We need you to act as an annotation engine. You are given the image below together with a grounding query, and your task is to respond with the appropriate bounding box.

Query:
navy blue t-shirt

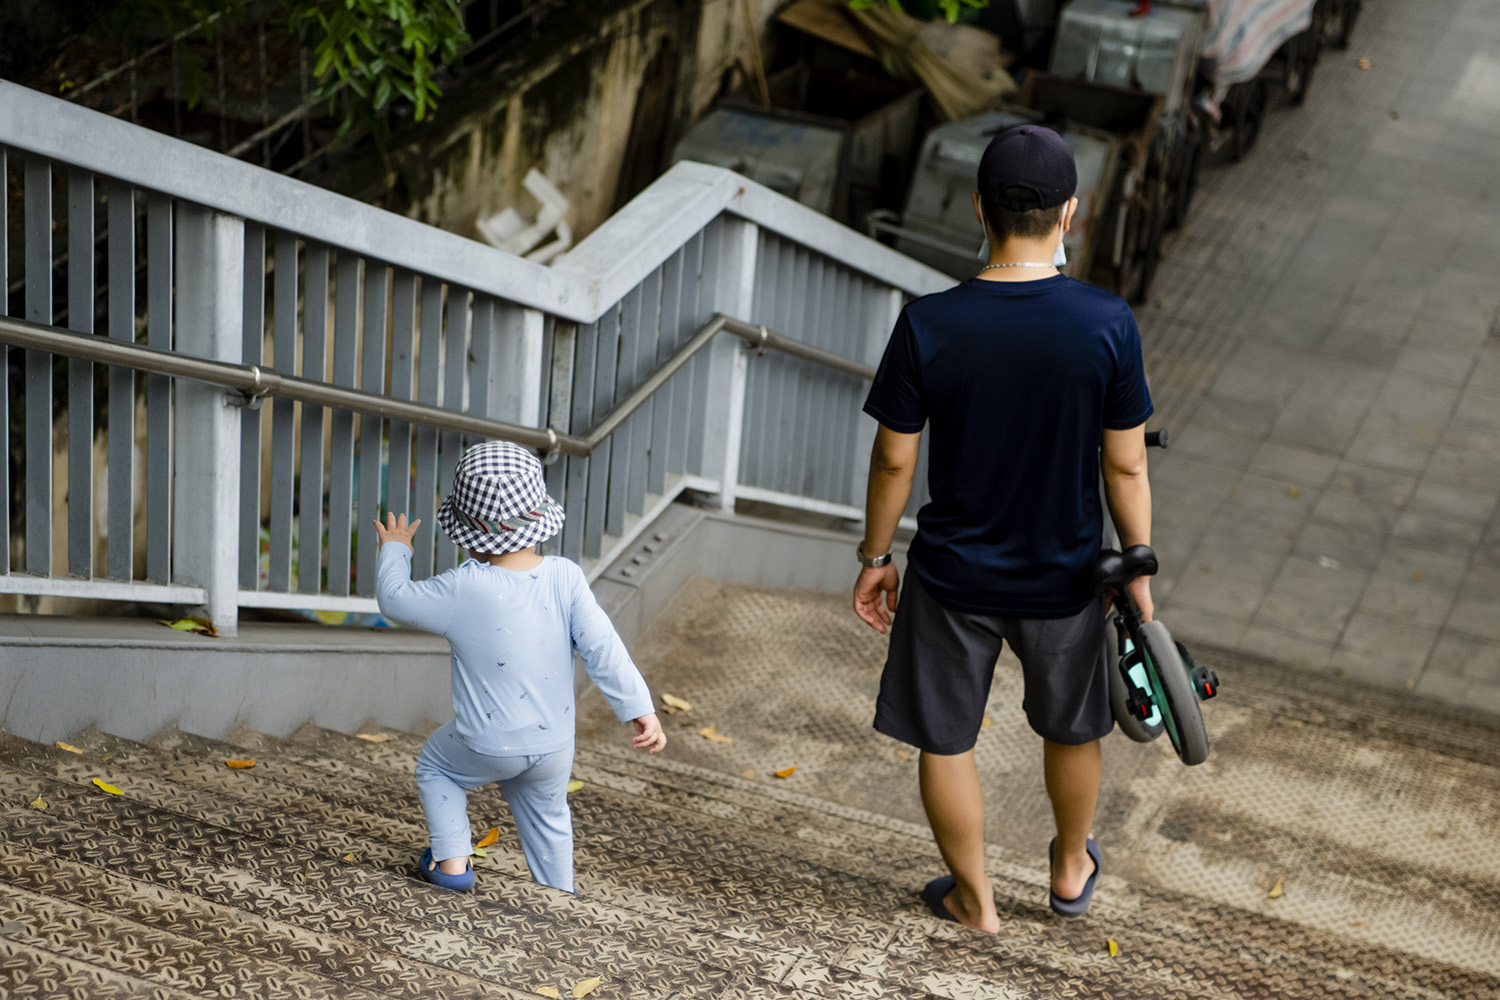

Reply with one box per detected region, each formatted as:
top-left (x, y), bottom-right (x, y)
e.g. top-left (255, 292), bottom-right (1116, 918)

top-left (863, 275), bottom-right (1153, 618)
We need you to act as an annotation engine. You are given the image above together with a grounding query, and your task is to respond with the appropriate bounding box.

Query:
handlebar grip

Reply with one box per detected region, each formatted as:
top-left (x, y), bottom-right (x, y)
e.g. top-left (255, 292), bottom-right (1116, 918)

top-left (1146, 429), bottom-right (1169, 449)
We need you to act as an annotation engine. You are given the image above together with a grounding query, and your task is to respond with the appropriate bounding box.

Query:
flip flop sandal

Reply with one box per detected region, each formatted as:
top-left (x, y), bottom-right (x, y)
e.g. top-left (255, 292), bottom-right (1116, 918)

top-left (418, 847), bottom-right (476, 891)
top-left (1048, 837), bottom-right (1101, 917)
top-left (920, 875), bottom-right (959, 923)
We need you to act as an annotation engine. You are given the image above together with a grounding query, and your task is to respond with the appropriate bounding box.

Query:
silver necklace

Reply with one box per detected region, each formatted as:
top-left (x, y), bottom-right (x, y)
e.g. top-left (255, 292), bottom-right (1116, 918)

top-left (979, 262), bottom-right (1054, 271)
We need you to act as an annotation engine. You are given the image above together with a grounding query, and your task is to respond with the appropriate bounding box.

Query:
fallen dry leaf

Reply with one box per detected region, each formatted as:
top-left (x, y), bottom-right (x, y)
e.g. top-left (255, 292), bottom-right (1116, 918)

top-left (54, 742), bottom-right (83, 754)
top-left (699, 726), bottom-right (733, 744)
top-left (981, 716), bottom-right (992, 728)
top-left (572, 976), bottom-right (601, 998)
top-left (538, 989), bottom-right (560, 999)
top-left (158, 617), bottom-right (217, 635)
top-left (341, 852), bottom-right (361, 863)
top-left (29, 796), bottom-right (46, 810)
top-left (1357, 57), bottom-right (1372, 69)
top-left (896, 750), bottom-right (913, 762)
top-left (741, 769), bottom-right (756, 779)
top-left (566, 780), bottom-right (585, 794)
top-left (355, 733), bottom-right (395, 742)
top-left (1268, 877), bottom-right (1284, 899)
top-left (661, 693), bottom-right (693, 714)
top-left (473, 847), bottom-right (488, 859)
top-left (92, 778), bottom-right (123, 795)
top-left (1107, 939), bottom-right (1120, 957)
top-left (1286, 486), bottom-right (1301, 498)
top-left (476, 827), bottom-right (500, 849)
top-left (1411, 570), bottom-right (1424, 582)
top-left (224, 759), bottom-right (256, 769)
top-left (774, 766), bottom-right (796, 779)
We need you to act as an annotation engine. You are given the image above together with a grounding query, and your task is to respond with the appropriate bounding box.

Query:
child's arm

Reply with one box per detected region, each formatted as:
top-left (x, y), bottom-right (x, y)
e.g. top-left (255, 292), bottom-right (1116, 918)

top-left (373, 513), bottom-right (459, 635)
top-left (566, 566), bottom-right (664, 752)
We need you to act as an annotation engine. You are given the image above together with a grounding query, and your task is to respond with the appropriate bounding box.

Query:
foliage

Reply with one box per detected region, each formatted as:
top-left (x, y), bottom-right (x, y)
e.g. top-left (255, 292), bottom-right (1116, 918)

top-left (848, 0), bottom-right (990, 23)
top-left (88, 0), bottom-right (470, 135)
top-left (288, 0), bottom-right (469, 136)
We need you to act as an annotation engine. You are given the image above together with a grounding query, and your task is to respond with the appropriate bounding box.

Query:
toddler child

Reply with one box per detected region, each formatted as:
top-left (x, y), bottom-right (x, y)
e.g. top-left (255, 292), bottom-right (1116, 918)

top-left (374, 439), bottom-right (666, 892)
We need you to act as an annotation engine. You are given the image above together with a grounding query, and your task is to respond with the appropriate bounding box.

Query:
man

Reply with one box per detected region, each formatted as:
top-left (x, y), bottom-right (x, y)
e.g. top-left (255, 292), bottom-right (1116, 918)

top-left (853, 124), bottom-right (1154, 932)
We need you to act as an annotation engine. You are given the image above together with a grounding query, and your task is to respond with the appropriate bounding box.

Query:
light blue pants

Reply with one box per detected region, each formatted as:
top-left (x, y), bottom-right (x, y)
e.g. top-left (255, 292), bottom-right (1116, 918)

top-left (414, 721), bottom-right (575, 892)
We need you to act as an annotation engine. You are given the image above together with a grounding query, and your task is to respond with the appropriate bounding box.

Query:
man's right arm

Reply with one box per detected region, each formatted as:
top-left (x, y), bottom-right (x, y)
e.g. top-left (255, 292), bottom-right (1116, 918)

top-left (1101, 423), bottom-right (1153, 621)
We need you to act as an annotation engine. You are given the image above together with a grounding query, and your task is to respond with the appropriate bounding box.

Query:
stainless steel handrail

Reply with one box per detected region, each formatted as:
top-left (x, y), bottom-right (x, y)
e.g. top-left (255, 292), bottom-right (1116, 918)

top-left (0, 311), bottom-right (875, 461)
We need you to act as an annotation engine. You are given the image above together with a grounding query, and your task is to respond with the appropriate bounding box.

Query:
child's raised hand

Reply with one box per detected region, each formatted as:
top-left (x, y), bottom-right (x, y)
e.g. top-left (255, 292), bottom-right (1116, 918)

top-left (373, 512), bottom-right (423, 552)
top-left (632, 713), bottom-right (666, 754)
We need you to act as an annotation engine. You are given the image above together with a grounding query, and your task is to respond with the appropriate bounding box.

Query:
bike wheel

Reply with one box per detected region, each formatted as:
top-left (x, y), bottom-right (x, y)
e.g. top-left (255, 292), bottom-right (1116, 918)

top-left (1108, 616), bottom-right (1164, 743)
top-left (1139, 620), bottom-right (1210, 765)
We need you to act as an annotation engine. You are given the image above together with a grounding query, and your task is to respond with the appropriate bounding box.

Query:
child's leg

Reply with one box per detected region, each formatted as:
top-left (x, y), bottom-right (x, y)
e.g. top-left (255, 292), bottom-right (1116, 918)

top-left (416, 722), bottom-right (530, 873)
top-left (499, 744), bottom-right (576, 892)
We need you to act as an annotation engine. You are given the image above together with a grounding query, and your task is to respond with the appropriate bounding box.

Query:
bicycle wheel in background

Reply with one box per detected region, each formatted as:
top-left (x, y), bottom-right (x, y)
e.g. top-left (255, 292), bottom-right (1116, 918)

top-left (1139, 620), bottom-right (1211, 765)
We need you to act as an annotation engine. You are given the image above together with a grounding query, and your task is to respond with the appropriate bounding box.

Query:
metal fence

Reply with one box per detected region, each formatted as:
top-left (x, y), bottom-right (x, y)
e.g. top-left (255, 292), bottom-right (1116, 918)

top-left (0, 81), bottom-right (949, 634)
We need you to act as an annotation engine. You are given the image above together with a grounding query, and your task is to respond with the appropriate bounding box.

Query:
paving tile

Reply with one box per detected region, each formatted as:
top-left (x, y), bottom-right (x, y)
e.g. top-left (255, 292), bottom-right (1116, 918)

top-left (1388, 509), bottom-right (1486, 558)
top-left (1446, 563), bottom-right (1500, 644)
top-left (1412, 671), bottom-right (1500, 715)
top-left (1147, 451), bottom-right (1241, 515)
top-left (1219, 470), bottom-right (1319, 534)
top-left (1345, 374), bottom-right (1459, 473)
top-left (1425, 631), bottom-right (1500, 685)
top-left (1267, 362), bottom-right (1385, 453)
top-left (1167, 424), bottom-right (1262, 470)
top-left (1247, 441), bottom-right (1341, 488)
top-left (1153, 602), bottom-right (1248, 652)
top-left (1330, 612), bottom-right (1440, 689)
top-left (1355, 546), bottom-right (1469, 629)
top-left (1253, 555), bottom-right (1367, 644)
top-left (1308, 461), bottom-right (1416, 536)
top-left (1406, 479), bottom-right (1500, 525)
top-left (1405, 315), bottom-right (1491, 354)
top-left (1170, 512), bottom-right (1295, 625)
top-left (1238, 623), bottom-right (1335, 673)
top-left (1290, 521), bottom-right (1384, 575)
top-left (1392, 343), bottom-right (1477, 386)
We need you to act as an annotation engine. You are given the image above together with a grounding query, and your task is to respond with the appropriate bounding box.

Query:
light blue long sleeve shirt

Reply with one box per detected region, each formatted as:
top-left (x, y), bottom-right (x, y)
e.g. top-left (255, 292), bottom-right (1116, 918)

top-left (376, 543), bottom-right (655, 756)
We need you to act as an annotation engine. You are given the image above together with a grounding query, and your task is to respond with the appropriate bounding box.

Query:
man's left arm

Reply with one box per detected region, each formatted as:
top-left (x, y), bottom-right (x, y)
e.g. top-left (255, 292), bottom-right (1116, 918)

top-left (854, 424), bottom-right (922, 634)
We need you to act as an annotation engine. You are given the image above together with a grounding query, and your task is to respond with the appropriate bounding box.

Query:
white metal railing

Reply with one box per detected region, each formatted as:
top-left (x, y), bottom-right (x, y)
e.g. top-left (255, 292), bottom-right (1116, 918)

top-left (0, 81), bottom-right (949, 634)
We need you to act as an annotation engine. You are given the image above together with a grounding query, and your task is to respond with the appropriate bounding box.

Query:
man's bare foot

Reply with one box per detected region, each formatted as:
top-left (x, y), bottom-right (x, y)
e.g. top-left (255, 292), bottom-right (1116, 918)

top-left (1051, 843), bottom-right (1097, 901)
top-left (944, 880), bottom-right (1002, 934)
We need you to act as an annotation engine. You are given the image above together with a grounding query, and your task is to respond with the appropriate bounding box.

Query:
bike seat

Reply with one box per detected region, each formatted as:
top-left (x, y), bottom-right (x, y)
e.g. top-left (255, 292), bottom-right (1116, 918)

top-left (1090, 544), bottom-right (1159, 597)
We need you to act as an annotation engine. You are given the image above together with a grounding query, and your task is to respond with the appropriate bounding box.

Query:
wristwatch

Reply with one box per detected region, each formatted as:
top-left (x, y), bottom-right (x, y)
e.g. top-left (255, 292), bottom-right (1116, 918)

top-left (857, 543), bottom-right (892, 568)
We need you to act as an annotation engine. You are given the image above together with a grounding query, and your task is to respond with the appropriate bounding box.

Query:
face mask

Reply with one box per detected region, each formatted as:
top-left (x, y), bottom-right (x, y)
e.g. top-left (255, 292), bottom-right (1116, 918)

top-left (1053, 234), bottom-right (1068, 268)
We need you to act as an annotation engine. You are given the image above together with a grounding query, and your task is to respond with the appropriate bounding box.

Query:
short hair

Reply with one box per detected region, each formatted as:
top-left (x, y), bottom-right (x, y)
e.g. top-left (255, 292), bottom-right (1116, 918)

top-left (980, 194), bottom-right (1065, 245)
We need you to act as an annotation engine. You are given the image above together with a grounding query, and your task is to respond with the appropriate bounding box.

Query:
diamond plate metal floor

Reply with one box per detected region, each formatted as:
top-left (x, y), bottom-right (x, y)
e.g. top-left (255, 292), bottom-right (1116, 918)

top-left (577, 579), bottom-right (1500, 997)
top-left (4, 577), bottom-right (1496, 1000)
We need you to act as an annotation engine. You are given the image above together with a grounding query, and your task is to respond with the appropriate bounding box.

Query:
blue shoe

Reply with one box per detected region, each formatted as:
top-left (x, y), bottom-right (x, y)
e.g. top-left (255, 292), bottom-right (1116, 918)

top-left (1048, 837), bottom-right (1100, 917)
top-left (920, 875), bottom-right (959, 923)
top-left (417, 847), bottom-right (476, 891)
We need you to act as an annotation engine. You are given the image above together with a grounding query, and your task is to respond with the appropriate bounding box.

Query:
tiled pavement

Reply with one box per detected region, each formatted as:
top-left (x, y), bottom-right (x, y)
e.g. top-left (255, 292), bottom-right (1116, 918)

top-left (1138, 0), bottom-right (1500, 713)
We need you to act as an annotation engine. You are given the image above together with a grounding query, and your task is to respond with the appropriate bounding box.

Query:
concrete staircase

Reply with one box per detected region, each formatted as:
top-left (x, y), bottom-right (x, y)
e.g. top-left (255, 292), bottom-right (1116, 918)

top-left (2, 719), bottom-right (1494, 999)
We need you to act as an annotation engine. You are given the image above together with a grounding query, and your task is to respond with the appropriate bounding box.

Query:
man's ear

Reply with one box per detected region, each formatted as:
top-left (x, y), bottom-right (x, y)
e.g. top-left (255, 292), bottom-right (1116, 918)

top-left (971, 193), bottom-right (988, 237)
top-left (1061, 196), bottom-right (1080, 233)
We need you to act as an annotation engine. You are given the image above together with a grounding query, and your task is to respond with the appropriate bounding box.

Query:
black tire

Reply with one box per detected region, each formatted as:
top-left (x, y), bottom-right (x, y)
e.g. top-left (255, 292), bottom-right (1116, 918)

top-left (1284, 31), bottom-right (1318, 105)
top-left (1107, 613), bottom-right (1164, 743)
top-left (1329, 0), bottom-right (1360, 50)
top-left (1132, 171), bottom-right (1166, 304)
top-left (1230, 79), bottom-right (1268, 161)
top-left (1166, 127), bottom-right (1202, 231)
top-left (1139, 620), bottom-right (1210, 765)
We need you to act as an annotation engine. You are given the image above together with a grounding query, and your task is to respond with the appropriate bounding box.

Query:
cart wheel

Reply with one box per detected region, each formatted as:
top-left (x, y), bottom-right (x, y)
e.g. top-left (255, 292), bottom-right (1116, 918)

top-left (1327, 0), bottom-right (1360, 50)
top-left (1139, 620), bottom-right (1210, 765)
top-left (1119, 167), bottom-right (1166, 303)
top-left (1231, 79), bottom-right (1268, 161)
top-left (1167, 127), bottom-right (1203, 230)
top-left (1284, 30), bottom-right (1319, 105)
top-left (1107, 615), bottom-right (1165, 743)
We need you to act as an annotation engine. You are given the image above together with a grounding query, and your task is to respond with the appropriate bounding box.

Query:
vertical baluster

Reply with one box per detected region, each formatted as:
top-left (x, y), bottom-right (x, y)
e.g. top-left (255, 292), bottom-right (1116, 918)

top-left (743, 230), bottom-right (780, 490)
top-left (411, 279), bottom-right (443, 578)
top-left (796, 255), bottom-right (828, 498)
top-left (324, 252), bottom-right (359, 596)
top-left (628, 270), bottom-right (660, 511)
top-left (650, 247), bottom-right (683, 494)
top-left (542, 320), bottom-right (574, 558)
top-left (145, 193), bottom-right (173, 582)
top-left (672, 232), bottom-right (704, 478)
top-left (585, 305), bottom-right (619, 559)
top-left (563, 321), bottom-right (598, 564)
top-left (435, 288), bottom-right (469, 573)
top-left (353, 264), bottom-right (388, 597)
top-left (823, 267), bottom-right (855, 506)
top-left (386, 269), bottom-right (417, 518)
top-left (686, 222), bottom-right (719, 476)
top-left (297, 243), bottom-right (329, 594)
top-left (66, 168), bottom-right (94, 577)
top-left (23, 156), bottom-right (52, 576)
top-left (777, 246), bottom-right (811, 495)
top-left (238, 223), bottom-right (265, 589)
top-left (609, 285), bottom-right (642, 534)
top-left (110, 183), bottom-right (138, 582)
top-left (0, 150), bottom-right (9, 573)
top-left (468, 296), bottom-right (495, 423)
top-left (266, 231), bottom-right (297, 591)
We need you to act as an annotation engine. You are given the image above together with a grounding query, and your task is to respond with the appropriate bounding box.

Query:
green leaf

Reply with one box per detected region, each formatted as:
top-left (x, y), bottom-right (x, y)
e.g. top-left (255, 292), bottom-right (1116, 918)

top-left (373, 75), bottom-right (392, 110)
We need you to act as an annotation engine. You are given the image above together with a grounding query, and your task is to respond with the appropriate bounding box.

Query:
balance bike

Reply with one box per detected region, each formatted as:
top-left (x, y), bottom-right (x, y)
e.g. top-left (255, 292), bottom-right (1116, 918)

top-left (1092, 545), bottom-right (1218, 765)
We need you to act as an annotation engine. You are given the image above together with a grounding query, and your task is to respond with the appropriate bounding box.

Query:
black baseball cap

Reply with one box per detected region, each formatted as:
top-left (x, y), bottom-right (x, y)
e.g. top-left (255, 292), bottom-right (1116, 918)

top-left (978, 124), bottom-right (1077, 212)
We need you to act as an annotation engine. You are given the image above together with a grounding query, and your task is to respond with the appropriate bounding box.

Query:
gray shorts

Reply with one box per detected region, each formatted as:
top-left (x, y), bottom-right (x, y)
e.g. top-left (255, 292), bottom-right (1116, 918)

top-left (874, 571), bottom-right (1112, 753)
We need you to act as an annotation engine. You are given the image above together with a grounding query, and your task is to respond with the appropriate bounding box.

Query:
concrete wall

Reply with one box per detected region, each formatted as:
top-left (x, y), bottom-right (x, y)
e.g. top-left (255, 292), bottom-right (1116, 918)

top-left (365, 0), bottom-right (784, 245)
top-left (0, 502), bottom-right (898, 744)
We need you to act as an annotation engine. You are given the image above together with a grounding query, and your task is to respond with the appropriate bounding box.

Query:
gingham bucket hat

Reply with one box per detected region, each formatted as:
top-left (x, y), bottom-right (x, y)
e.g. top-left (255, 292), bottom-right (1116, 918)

top-left (436, 441), bottom-right (565, 555)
